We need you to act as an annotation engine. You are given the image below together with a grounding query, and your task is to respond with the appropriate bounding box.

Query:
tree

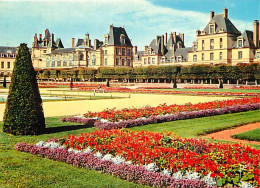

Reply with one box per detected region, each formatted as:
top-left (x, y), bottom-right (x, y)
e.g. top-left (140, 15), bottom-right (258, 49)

top-left (3, 43), bottom-right (45, 135)
top-left (3, 76), bottom-right (6, 88)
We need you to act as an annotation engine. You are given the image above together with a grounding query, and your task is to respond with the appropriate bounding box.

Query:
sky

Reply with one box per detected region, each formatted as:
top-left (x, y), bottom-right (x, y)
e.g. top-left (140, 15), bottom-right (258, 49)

top-left (0, 0), bottom-right (259, 50)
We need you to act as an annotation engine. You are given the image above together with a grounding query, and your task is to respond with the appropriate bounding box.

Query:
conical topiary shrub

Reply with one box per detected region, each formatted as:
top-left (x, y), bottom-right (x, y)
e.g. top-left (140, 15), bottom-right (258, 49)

top-left (3, 43), bottom-right (45, 135)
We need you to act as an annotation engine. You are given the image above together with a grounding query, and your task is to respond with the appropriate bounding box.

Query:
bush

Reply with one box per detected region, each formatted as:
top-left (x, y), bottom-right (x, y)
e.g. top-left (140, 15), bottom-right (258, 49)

top-left (3, 76), bottom-right (6, 88)
top-left (3, 43), bottom-right (45, 135)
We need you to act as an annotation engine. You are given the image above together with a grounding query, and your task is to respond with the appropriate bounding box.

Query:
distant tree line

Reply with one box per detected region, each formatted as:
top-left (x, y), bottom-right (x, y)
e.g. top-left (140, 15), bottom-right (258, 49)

top-left (35, 63), bottom-right (260, 84)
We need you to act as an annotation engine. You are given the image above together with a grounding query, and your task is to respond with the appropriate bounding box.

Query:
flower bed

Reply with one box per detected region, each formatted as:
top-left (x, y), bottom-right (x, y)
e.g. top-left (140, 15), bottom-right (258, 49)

top-left (16, 130), bottom-right (259, 187)
top-left (232, 86), bottom-right (260, 90)
top-left (62, 97), bottom-right (260, 123)
top-left (183, 87), bottom-right (218, 89)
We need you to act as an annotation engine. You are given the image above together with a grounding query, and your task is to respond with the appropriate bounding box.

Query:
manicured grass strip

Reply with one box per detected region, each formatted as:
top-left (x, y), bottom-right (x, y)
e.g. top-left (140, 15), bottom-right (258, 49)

top-left (130, 110), bottom-right (260, 138)
top-left (232, 128), bottom-right (260, 142)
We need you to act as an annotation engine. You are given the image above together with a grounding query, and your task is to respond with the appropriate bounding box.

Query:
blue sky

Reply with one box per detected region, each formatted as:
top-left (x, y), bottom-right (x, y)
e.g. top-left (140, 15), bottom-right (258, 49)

top-left (0, 0), bottom-right (259, 49)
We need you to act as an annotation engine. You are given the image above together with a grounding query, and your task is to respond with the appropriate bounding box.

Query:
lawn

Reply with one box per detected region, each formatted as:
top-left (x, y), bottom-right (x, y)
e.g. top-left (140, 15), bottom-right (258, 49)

top-left (232, 128), bottom-right (260, 142)
top-left (0, 110), bottom-right (259, 187)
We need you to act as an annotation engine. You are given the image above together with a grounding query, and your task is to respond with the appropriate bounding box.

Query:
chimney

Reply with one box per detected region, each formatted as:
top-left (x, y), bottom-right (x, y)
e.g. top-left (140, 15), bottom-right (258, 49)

top-left (173, 32), bottom-right (177, 44)
top-left (179, 33), bottom-right (184, 44)
top-left (45, 29), bottom-right (48, 36)
top-left (224, 8), bottom-right (228, 18)
top-left (50, 33), bottom-right (54, 47)
top-left (39, 34), bottom-right (42, 41)
top-left (161, 35), bottom-right (164, 55)
top-left (94, 39), bottom-right (99, 50)
top-left (34, 34), bottom-right (38, 47)
top-left (72, 38), bottom-right (75, 47)
top-left (133, 46), bottom-right (137, 55)
top-left (210, 11), bottom-right (215, 21)
top-left (144, 45), bottom-right (148, 52)
top-left (109, 24), bottom-right (114, 30)
top-left (196, 30), bottom-right (201, 36)
top-left (164, 32), bottom-right (168, 46)
top-left (156, 35), bottom-right (160, 44)
top-left (253, 20), bottom-right (259, 48)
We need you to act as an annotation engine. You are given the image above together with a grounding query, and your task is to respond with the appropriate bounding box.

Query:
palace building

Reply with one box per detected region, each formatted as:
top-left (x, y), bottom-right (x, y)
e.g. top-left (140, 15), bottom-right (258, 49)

top-left (0, 46), bottom-right (17, 77)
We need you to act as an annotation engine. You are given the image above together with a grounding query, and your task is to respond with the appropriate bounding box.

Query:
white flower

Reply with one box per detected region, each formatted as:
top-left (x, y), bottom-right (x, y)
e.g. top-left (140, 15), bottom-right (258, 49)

top-left (36, 141), bottom-right (45, 147)
top-left (100, 119), bottom-right (111, 123)
top-left (202, 173), bottom-right (216, 186)
top-left (94, 152), bottom-right (102, 159)
top-left (240, 181), bottom-right (253, 188)
top-left (184, 171), bottom-right (201, 180)
top-left (144, 163), bottom-right (159, 172)
top-left (125, 161), bottom-right (132, 165)
top-left (111, 155), bottom-right (125, 165)
top-left (161, 168), bottom-right (171, 176)
top-left (102, 154), bottom-right (113, 161)
top-left (43, 141), bottom-right (60, 149)
top-left (82, 147), bottom-right (93, 153)
top-left (172, 171), bottom-right (183, 180)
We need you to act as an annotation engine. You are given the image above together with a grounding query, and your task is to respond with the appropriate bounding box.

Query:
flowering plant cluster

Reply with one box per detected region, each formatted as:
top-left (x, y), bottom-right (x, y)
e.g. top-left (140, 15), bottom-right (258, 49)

top-left (15, 142), bottom-right (213, 188)
top-left (64, 97), bottom-right (260, 122)
top-left (183, 86), bottom-right (218, 89)
top-left (232, 86), bottom-right (260, 90)
top-left (59, 129), bottom-right (259, 187)
top-left (38, 82), bottom-right (105, 88)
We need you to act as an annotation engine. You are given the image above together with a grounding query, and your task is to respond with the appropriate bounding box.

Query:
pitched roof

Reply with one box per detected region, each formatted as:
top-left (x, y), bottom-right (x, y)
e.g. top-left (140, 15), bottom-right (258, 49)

top-left (148, 36), bottom-right (167, 55)
top-left (174, 47), bottom-right (192, 61)
top-left (107, 26), bottom-right (133, 47)
top-left (233, 30), bottom-right (256, 48)
top-left (0, 46), bottom-right (17, 57)
top-left (76, 39), bottom-right (84, 47)
top-left (56, 38), bottom-right (64, 49)
top-left (166, 34), bottom-right (183, 49)
top-left (203, 14), bottom-right (241, 35)
top-left (47, 48), bottom-right (76, 55)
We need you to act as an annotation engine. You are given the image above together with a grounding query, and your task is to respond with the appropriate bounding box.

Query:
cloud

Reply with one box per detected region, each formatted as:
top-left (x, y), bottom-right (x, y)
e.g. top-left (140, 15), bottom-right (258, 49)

top-left (0, 0), bottom-right (254, 49)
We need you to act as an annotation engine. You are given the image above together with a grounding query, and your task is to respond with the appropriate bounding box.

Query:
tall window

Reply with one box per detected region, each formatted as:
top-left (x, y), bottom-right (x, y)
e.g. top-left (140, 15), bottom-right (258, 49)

top-left (92, 55), bottom-right (96, 66)
top-left (144, 58), bottom-right (147, 64)
top-left (202, 40), bottom-right (204, 50)
top-left (193, 55), bottom-right (197, 62)
top-left (220, 38), bottom-right (223, 48)
top-left (51, 57), bottom-right (55, 67)
top-left (122, 59), bottom-right (125, 66)
top-left (127, 59), bottom-right (131, 66)
top-left (219, 52), bottom-right (222, 60)
top-left (238, 51), bottom-right (242, 59)
top-left (122, 48), bottom-right (126, 56)
top-left (120, 34), bottom-right (125, 45)
top-left (194, 44), bottom-right (197, 51)
top-left (148, 57), bottom-right (151, 64)
top-left (127, 49), bottom-right (131, 56)
top-left (116, 58), bottom-right (119, 66)
top-left (152, 58), bottom-right (155, 64)
top-left (7, 62), bottom-right (10, 68)
top-left (202, 53), bottom-right (204, 61)
top-left (63, 57), bottom-right (67, 66)
top-left (1, 62), bottom-right (4, 68)
top-left (210, 53), bottom-right (214, 61)
top-left (46, 58), bottom-right (50, 67)
top-left (116, 48), bottom-right (120, 55)
top-left (69, 56), bottom-right (73, 66)
top-left (57, 56), bottom-right (61, 67)
top-left (104, 50), bottom-right (107, 55)
top-left (104, 58), bottom-right (107, 66)
top-left (210, 25), bottom-right (214, 34)
top-left (210, 39), bottom-right (214, 49)
top-left (238, 40), bottom-right (243, 48)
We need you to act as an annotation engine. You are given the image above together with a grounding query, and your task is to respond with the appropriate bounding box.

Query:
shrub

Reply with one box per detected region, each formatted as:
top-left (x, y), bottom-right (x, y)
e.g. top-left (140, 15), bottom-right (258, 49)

top-left (3, 43), bottom-right (45, 135)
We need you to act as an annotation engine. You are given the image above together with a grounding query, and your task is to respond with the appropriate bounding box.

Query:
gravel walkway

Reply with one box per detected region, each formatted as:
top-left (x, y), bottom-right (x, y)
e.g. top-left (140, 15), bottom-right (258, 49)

top-left (203, 122), bottom-right (260, 145)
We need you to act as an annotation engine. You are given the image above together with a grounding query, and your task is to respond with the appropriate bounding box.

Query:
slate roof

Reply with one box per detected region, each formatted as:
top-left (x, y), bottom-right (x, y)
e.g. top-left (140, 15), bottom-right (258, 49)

top-left (148, 36), bottom-right (167, 55)
top-left (203, 14), bottom-right (241, 35)
top-left (56, 38), bottom-right (64, 49)
top-left (233, 30), bottom-right (256, 48)
top-left (107, 26), bottom-right (133, 47)
top-left (166, 34), bottom-right (183, 49)
top-left (44, 29), bottom-right (51, 40)
top-left (76, 39), bottom-right (84, 47)
top-left (174, 47), bottom-right (192, 61)
top-left (47, 48), bottom-right (76, 55)
top-left (0, 46), bottom-right (17, 57)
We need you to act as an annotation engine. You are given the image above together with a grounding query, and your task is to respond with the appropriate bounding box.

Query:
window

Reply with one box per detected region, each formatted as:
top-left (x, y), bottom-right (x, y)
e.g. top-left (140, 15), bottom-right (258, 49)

top-left (194, 44), bottom-right (197, 51)
top-left (148, 57), bottom-right (151, 64)
top-left (238, 40), bottom-right (243, 48)
top-left (210, 25), bottom-right (214, 34)
top-left (1, 62), bottom-right (4, 68)
top-left (120, 34), bottom-right (125, 45)
top-left (127, 49), bottom-right (131, 56)
top-left (7, 62), bottom-right (10, 68)
top-left (202, 53), bottom-right (204, 61)
top-left (256, 52), bottom-right (260, 59)
top-left (51, 57), bottom-right (55, 67)
top-left (104, 58), bottom-right (107, 66)
top-left (69, 56), bottom-right (73, 66)
top-left (238, 51), bottom-right (242, 59)
top-left (210, 39), bottom-right (214, 49)
top-left (202, 40), bottom-right (204, 50)
top-left (177, 56), bottom-right (182, 62)
top-left (152, 58), bottom-right (155, 64)
top-left (127, 59), bottom-right (131, 66)
top-left (63, 57), bottom-right (67, 66)
top-left (193, 55), bottom-right (197, 62)
top-left (220, 38), bottom-right (223, 49)
top-left (104, 50), bottom-right (107, 55)
top-left (219, 52), bottom-right (222, 60)
top-left (46, 58), bottom-right (50, 67)
top-left (92, 55), bottom-right (96, 66)
top-left (171, 57), bottom-right (174, 63)
top-left (122, 59), bottom-right (125, 66)
top-left (57, 57), bottom-right (61, 67)
top-left (43, 50), bottom-right (47, 53)
top-left (1, 53), bottom-right (4, 57)
top-left (116, 58), bottom-right (119, 66)
top-left (79, 53), bottom-right (84, 60)
top-left (122, 48), bottom-right (126, 56)
top-left (210, 53), bottom-right (214, 61)
top-left (162, 58), bottom-right (165, 63)
top-left (116, 48), bottom-right (120, 55)
top-left (144, 58), bottom-right (147, 64)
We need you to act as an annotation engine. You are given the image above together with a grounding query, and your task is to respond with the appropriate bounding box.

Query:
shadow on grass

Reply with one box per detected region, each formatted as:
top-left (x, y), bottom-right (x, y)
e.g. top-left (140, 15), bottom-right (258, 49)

top-left (44, 124), bottom-right (93, 134)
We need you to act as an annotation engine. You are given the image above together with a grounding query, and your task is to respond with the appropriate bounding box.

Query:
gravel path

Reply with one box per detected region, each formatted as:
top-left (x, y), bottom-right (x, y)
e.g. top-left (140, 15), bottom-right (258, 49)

top-left (203, 122), bottom-right (260, 145)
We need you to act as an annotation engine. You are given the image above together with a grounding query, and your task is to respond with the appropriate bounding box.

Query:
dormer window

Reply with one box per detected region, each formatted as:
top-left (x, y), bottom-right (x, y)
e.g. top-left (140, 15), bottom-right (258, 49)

top-left (238, 39), bottom-right (243, 48)
top-left (171, 57), bottom-right (175, 62)
top-left (104, 34), bottom-right (109, 44)
top-left (209, 24), bottom-right (215, 34)
top-left (193, 55), bottom-right (197, 62)
top-left (120, 34), bottom-right (125, 45)
top-left (1, 53), bottom-right (4, 57)
top-left (177, 56), bottom-right (182, 62)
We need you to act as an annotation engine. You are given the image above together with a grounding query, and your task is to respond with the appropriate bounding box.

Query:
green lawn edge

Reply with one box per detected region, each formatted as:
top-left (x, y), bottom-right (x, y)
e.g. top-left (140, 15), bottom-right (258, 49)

top-left (231, 128), bottom-right (260, 142)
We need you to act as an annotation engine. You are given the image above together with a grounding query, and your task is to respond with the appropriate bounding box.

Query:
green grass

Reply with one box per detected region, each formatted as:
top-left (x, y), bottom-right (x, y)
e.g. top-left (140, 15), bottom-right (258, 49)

top-left (1, 110), bottom-right (260, 187)
top-left (232, 128), bottom-right (260, 142)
